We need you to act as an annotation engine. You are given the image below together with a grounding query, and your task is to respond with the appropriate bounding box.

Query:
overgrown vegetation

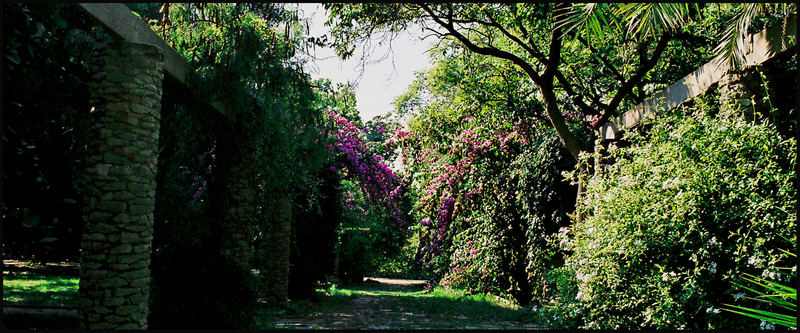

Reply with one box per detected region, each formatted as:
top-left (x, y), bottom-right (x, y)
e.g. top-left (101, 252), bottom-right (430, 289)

top-left (558, 104), bottom-right (796, 329)
top-left (3, 2), bottom-right (796, 330)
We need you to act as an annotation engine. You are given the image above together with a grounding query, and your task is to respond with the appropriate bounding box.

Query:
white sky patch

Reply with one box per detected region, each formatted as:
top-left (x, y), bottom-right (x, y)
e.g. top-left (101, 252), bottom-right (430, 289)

top-left (294, 3), bottom-right (434, 121)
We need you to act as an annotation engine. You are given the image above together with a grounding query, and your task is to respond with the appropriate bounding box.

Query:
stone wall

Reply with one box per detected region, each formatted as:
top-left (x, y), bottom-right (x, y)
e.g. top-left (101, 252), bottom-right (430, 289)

top-left (719, 66), bottom-right (768, 115)
top-left (79, 41), bottom-right (164, 329)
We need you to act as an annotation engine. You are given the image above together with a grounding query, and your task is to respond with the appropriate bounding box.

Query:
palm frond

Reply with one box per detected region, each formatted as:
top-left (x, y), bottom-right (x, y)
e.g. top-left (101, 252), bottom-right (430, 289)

top-left (554, 3), bottom-right (621, 39)
top-left (723, 304), bottom-right (797, 328)
top-left (616, 3), bottom-right (693, 42)
top-left (713, 3), bottom-right (763, 69)
top-left (723, 240), bottom-right (797, 329)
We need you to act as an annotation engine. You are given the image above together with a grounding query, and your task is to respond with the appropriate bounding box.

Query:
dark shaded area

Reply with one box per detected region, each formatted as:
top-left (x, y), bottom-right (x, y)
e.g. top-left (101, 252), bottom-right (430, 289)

top-left (2, 310), bottom-right (79, 330)
top-left (2, 3), bottom-right (109, 263)
top-left (149, 78), bottom-right (257, 329)
top-left (288, 166), bottom-right (341, 300)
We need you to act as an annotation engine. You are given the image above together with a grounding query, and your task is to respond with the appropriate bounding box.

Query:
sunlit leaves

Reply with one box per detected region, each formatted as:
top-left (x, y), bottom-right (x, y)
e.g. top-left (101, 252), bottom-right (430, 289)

top-left (568, 108), bottom-right (796, 329)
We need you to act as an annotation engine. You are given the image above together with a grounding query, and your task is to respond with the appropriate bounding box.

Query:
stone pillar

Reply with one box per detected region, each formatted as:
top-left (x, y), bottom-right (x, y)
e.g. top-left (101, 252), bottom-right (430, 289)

top-left (719, 65), bottom-right (773, 117)
top-left (79, 41), bottom-right (164, 329)
top-left (220, 161), bottom-right (257, 263)
top-left (256, 195), bottom-right (292, 306)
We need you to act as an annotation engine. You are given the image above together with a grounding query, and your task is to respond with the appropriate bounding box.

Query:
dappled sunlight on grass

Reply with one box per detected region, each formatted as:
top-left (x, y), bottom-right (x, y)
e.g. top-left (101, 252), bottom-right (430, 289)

top-left (3, 271), bottom-right (79, 307)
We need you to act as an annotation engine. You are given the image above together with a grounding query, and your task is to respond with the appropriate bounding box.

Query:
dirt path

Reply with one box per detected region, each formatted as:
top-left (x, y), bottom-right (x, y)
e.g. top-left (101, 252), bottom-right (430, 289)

top-left (3, 259), bottom-right (79, 275)
top-left (269, 277), bottom-right (544, 330)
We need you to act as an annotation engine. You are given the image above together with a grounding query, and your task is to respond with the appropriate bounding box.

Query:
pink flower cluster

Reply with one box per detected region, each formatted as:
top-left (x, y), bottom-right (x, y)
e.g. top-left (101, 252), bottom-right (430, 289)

top-left (562, 106), bottom-right (582, 122)
top-left (585, 114), bottom-right (600, 128)
top-left (326, 111), bottom-right (407, 227)
top-left (416, 120), bottom-right (531, 258)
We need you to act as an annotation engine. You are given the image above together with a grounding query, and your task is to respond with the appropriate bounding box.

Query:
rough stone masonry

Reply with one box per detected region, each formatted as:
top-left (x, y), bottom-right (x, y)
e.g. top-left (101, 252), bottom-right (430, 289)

top-left (79, 41), bottom-right (164, 329)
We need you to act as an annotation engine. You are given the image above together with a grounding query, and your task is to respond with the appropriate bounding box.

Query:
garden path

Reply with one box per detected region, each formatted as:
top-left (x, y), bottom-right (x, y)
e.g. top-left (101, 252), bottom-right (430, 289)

top-left (266, 277), bottom-right (544, 330)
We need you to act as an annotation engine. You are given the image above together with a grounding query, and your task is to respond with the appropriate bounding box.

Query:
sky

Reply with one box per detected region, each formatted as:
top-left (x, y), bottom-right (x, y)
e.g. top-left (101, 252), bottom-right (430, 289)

top-left (294, 3), bottom-right (434, 121)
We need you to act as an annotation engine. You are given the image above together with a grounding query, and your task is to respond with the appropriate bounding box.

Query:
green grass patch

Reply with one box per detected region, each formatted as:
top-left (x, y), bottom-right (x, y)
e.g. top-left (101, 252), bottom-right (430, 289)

top-left (3, 270), bottom-right (79, 307)
top-left (331, 284), bottom-right (529, 324)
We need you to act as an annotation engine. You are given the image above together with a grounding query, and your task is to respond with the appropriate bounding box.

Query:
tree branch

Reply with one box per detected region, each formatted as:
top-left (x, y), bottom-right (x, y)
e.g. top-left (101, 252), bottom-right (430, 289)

top-left (576, 36), bottom-right (625, 82)
top-left (485, 11), bottom-right (544, 63)
top-left (594, 34), bottom-right (670, 129)
top-left (553, 69), bottom-right (600, 116)
top-left (419, 3), bottom-right (542, 84)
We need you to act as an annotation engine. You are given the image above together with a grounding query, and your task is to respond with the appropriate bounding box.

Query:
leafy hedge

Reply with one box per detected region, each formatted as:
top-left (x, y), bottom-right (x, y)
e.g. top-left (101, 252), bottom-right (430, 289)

top-left (560, 110), bottom-right (796, 329)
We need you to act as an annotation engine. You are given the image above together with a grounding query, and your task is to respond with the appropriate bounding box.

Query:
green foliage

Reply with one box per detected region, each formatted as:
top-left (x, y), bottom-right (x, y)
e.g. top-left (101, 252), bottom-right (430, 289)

top-left (396, 47), bottom-right (576, 306)
top-left (144, 3), bottom-right (331, 326)
top-left (314, 78), bottom-right (361, 125)
top-left (160, 3), bottom-right (328, 197)
top-left (563, 108), bottom-right (796, 329)
top-left (713, 3), bottom-right (797, 69)
top-left (374, 228), bottom-right (431, 280)
top-left (324, 2), bottom-right (732, 160)
top-left (724, 273), bottom-right (797, 329)
top-left (337, 179), bottom-right (407, 283)
top-left (3, 3), bottom-right (112, 262)
top-left (429, 128), bottom-right (575, 306)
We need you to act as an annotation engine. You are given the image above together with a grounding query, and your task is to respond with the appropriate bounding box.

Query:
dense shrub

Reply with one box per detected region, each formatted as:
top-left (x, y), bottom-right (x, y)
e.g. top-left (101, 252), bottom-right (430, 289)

top-left (562, 110), bottom-right (796, 329)
top-left (336, 179), bottom-right (409, 283)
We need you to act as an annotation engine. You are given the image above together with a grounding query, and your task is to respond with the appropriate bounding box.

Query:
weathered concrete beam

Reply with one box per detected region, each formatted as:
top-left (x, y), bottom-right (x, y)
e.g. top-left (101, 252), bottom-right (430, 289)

top-left (77, 3), bottom-right (226, 114)
top-left (599, 14), bottom-right (797, 140)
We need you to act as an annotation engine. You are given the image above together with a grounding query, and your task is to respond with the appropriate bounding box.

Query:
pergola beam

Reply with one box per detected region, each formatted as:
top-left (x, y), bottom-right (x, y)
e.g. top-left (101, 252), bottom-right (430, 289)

top-left (599, 14), bottom-right (797, 140)
top-left (77, 3), bottom-right (226, 114)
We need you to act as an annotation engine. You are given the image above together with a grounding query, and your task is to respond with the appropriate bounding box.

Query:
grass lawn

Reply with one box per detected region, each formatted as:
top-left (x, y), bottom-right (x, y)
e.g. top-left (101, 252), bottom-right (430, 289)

top-left (3, 270), bottom-right (79, 307)
top-left (3, 269), bottom-right (80, 329)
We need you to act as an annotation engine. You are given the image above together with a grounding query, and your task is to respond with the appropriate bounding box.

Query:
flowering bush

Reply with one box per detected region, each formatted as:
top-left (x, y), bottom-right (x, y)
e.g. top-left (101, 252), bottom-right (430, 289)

top-left (327, 111), bottom-right (407, 227)
top-left (406, 117), bottom-right (575, 305)
top-left (325, 111), bottom-right (411, 281)
top-left (563, 110), bottom-right (796, 329)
